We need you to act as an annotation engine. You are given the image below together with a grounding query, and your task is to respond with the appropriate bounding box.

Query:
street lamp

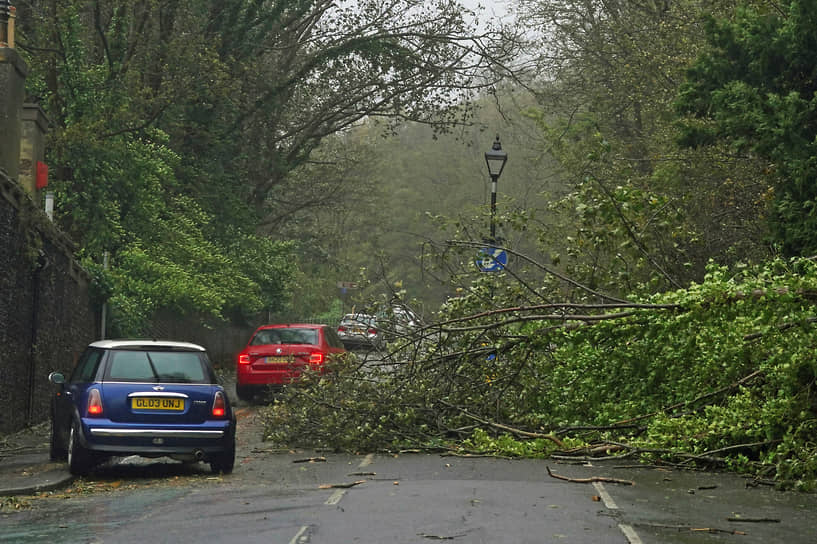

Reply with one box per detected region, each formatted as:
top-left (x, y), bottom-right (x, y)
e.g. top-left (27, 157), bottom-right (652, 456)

top-left (484, 134), bottom-right (508, 241)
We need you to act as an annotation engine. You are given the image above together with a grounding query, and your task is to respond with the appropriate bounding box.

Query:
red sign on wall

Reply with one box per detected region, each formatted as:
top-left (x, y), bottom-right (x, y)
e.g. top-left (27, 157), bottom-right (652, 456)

top-left (36, 161), bottom-right (48, 189)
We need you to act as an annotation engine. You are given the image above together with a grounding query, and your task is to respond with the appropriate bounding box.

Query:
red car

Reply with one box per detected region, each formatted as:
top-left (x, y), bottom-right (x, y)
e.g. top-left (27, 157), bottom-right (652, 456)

top-left (235, 323), bottom-right (346, 401)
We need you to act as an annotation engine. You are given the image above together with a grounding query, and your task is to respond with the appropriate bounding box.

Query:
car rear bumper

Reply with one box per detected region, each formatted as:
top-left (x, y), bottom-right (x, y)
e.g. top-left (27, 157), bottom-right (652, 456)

top-left (80, 419), bottom-right (234, 454)
top-left (237, 362), bottom-right (325, 385)
top-left (90, 428), bottom-right (225, 438)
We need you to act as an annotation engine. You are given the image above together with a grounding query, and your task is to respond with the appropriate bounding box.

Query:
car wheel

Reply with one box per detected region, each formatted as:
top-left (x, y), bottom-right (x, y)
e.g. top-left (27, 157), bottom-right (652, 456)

top-left (49, 415), bottom-right (67, 461)
top-left (67, 420), bottom-right (93, 476)
top-left (210, 436), bottom-right (236, 474)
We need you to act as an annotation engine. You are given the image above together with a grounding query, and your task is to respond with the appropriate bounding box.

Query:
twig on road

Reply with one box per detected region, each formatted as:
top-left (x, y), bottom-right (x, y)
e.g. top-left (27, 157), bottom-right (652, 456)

top-left (293, 456), bottom-right (326, 463)
top-left (319, 480), bottom-right (366, 489)
top-left (546, 466), bottom-right (634, 485)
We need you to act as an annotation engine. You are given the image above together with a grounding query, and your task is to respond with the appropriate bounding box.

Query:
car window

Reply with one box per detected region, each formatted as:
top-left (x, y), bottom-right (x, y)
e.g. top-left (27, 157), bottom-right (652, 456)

top-left (251, 330), bottom-right (282, 345)
top-left (279, 328), bottom-right (317, 345)
top-left (69, 348), bottom-right (104, 383)
top-left (149, 352), bottom-right (207, 382)
top-left (252, 328), bottom-right (318, 345)
top-left (342, 315), bottom-right (374, 327)
top-left (107, 350), bottom-right (207, 383)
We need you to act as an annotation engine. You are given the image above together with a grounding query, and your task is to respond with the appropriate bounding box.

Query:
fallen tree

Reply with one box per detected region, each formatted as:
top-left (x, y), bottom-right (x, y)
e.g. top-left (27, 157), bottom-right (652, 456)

top-left (261, 257), bottom-right (817, 491)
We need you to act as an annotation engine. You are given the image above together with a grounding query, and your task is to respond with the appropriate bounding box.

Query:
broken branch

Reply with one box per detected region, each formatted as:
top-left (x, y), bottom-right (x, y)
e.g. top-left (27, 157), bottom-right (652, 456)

top-left (319, 480), bottom-right (366, 489)
top-left (444, 402), bottom-right (564, 447)
top-left (546, 466), bottom-right (634, 486)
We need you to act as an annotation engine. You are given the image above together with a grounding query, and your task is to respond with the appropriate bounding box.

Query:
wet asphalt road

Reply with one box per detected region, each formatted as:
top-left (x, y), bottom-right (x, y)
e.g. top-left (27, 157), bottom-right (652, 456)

top-left (1, 384), bottom-right (816, 543)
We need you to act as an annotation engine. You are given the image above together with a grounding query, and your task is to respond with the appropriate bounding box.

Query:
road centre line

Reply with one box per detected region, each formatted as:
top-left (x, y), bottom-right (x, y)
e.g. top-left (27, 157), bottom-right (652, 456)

top-left (358, 453), bottom-right (374, 467)
top-left (593, 481), bottom-right (644, 544)
top-left (325, 489), bottom-right (345, 505)
top-left (288, 525), bottom-right (310, 544)
top-left (592, 481), bottom-right (618, 509)
top-left (324, 453), bottom-right (374, 505)
top-left (619, 524), bottom-right (644, 544)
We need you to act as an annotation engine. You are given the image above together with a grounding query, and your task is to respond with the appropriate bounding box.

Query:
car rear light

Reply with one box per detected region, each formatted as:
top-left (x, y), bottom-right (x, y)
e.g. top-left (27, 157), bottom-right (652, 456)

top-left (337, 326), bottom-right (346, 332)
top-left (87, 389), bottom-right (103, 417)
top-left (367, 328), bottom-right (377, 335)
top-left (238, 354), bottom-right (250, 365)
top-left (309, 352), bottom-right (324, 365)
top-left (212, 391), bottom-right (227, 418)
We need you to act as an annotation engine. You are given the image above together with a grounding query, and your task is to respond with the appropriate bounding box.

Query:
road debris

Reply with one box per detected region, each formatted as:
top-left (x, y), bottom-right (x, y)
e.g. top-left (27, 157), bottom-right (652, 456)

top-left (546, 466), bottom-right (634, 486)
top-left (293, 456), bottom-right (326, 463)
top-left (319, 480), bottom-right (366, 489)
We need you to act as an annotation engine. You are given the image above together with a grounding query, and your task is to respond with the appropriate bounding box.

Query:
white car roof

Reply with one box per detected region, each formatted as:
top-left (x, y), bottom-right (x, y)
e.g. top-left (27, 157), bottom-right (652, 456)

top-left (88, 339), bottom-right (206, 351)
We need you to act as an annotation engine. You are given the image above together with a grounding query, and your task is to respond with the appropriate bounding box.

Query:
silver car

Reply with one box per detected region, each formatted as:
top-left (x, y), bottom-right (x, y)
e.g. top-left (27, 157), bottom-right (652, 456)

top-left (337, 314), bottom-right (384, 350)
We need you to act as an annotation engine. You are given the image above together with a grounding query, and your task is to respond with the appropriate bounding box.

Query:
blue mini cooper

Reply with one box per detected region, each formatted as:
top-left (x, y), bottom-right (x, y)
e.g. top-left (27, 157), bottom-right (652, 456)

top-left (48, 340), bottom-right (236, 476)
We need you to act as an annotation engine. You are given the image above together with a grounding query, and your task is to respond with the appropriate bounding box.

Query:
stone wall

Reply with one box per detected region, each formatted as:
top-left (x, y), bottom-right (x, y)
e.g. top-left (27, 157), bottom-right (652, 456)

top-left (0, 172), bottom-right (97, 434)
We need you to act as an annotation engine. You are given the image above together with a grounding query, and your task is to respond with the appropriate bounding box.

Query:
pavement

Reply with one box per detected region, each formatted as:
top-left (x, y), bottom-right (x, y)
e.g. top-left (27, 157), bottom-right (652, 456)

top-left (0, 421), bottom-right (74, 496)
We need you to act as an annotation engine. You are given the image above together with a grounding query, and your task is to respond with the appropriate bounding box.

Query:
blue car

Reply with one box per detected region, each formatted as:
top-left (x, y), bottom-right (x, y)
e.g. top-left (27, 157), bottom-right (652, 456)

top-left (48, 340), bottom-right (236, 476)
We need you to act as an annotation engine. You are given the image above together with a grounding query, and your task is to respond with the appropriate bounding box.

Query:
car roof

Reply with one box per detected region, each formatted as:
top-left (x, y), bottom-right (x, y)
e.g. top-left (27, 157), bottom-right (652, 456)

top-left (88, 339), bottom-right (206, 351)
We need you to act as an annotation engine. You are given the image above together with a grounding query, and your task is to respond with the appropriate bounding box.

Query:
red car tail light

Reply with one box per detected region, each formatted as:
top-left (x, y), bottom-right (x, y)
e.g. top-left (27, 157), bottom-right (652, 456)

top-left (212, 391), bottom-right (227, 418)
top-left (309, 352), bottom-right (324, 365)
top-left (87, 389), bottom-right (103, 417)
top-left (238, 354), bottom-right (250, 365)
top-left (367, 328), bottom-right (377, 335)
top-left (337, 326), bottom-right (346, 332)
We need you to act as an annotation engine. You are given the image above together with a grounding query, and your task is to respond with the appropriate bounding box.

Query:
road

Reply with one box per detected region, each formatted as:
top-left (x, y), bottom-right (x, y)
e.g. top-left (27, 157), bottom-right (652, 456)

top-left (1, 405), bottom-right (815, 543)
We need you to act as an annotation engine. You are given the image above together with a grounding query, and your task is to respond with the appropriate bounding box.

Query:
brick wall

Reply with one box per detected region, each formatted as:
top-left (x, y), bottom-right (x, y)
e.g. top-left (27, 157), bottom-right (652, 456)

top-left (0, 172), bottom-right (97, 434)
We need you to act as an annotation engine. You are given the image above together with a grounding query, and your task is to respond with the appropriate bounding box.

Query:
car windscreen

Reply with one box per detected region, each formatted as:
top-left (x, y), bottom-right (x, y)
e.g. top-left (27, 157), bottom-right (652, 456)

top-left (341, 316), bottom-right (374, 327)
top-left (251, 328), bottom-right (318, 345)
top-left (106, 350), bottom-right (209, 383)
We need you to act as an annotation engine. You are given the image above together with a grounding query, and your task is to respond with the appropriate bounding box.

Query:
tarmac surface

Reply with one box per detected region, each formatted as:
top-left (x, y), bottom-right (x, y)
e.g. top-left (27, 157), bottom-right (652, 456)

top-left (3, 416), bottom-right (817, 542)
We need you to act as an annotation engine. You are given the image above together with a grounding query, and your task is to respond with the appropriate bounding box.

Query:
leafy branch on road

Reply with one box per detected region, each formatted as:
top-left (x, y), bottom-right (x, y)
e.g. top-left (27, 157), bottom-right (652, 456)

top-left (262, 257), bottom-right (817, 491)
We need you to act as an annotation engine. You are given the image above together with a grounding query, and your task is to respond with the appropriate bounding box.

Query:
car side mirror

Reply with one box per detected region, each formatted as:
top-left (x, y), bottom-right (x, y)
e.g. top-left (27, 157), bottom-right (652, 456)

top-left (48, 372), bottom-right (65, 385)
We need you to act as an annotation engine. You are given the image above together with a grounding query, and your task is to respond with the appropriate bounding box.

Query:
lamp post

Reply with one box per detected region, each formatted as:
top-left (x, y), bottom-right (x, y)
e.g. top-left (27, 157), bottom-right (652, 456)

top-left (484, 134), bottom-right (508, 242)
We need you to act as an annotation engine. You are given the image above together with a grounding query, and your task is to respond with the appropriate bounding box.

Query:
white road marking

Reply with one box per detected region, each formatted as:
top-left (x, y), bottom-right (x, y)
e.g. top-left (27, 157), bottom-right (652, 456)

top-left (289, 525), bottom-right (310, 544)
top-left (592, 481), bottom-right (618, 509)
top-left (593, 481), bottom-right (643, 543)
top-left (325, 489), bottom-right (345, 505)
top-left (323, 454), bottom-right (373, 505)
top-left (619, 524), bottom-right (643, 544)
top-left (358, 453), bottom-right (374, 467)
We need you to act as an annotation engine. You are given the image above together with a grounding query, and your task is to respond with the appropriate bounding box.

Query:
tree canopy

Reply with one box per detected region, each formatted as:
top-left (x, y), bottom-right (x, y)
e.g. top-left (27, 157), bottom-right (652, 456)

top-left (15, 0), bottom-right (517, 332)
top-left (677, 0), bottom-right (817, 256)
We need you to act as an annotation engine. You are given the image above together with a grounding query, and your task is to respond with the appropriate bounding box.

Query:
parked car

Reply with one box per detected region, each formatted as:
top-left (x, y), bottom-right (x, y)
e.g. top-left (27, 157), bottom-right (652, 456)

top-left (390, 306), bottom-right (421, 335)
top-left (336, 313), bottom-right (385, 350)
top-left (48, 340), bottom-right (236, 476)
top-left (235, 323), bottom-right (346, 400)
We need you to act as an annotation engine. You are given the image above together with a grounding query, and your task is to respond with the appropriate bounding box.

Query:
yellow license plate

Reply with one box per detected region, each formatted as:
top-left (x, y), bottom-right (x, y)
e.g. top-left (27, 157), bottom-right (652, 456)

top-left (265, 356), bottom-right (291, 364)
top-left (132, 397), bottom-right (184, 411)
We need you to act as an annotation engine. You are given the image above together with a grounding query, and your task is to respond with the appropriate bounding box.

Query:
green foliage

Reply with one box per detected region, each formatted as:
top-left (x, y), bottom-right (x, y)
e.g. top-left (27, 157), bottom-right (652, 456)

top-left (462, 428), bottom-right (569, 458)
top-left (676, 0), bottom-right (817, 255)
top-left (520, 0), bottom-right (773, 296)
top-left (262, 257), bottom-right (817, 488)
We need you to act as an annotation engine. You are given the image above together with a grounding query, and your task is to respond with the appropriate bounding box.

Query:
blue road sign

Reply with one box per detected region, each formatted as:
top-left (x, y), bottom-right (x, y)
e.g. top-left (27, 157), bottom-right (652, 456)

top-left (476, 247), bottom-right (508, 272)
